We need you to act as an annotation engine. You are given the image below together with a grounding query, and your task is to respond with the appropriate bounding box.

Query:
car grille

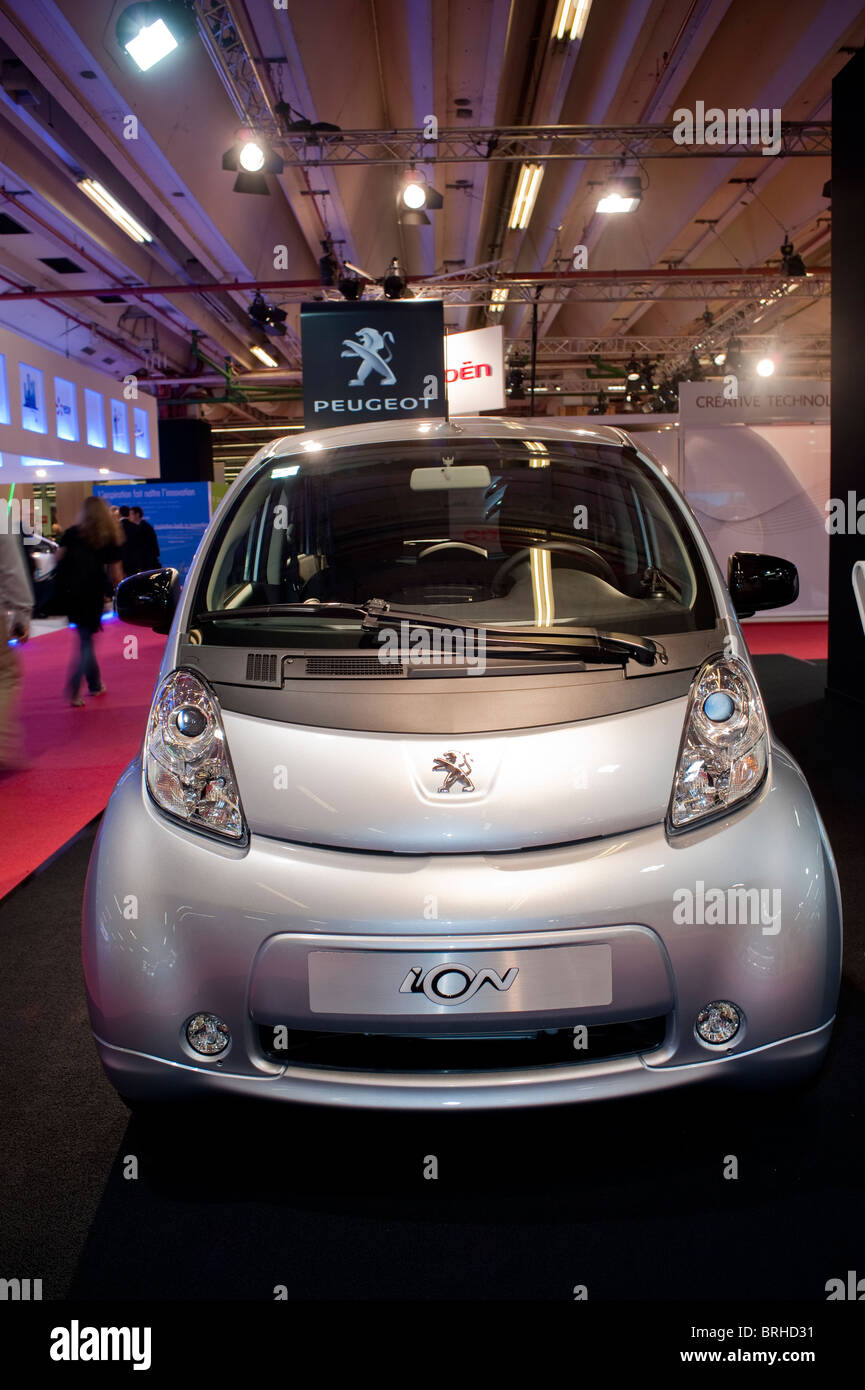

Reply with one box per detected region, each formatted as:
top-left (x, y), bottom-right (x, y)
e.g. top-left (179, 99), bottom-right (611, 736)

top-left (304, 657), bottom-right (408, 678)
top-left (257, 1016), bottom-right (667, 1073)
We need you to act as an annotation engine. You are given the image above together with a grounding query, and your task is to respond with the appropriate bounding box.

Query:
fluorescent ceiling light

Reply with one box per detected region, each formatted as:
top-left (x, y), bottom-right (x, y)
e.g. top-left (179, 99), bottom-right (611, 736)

top-left (124, 16), bottom-right (178, 72)
top-left (270, 464), bottom-right (300, 478)
top-left (250, 345), bottom-right (279, 367)
top-left (78, 178), bottom-right (152, 243)
top-left (553, 0), bottom-right (592, 40)
top-left (596, 176), bottom-right (642, 214)
top-left (509, 163), bottom-right (544, 230)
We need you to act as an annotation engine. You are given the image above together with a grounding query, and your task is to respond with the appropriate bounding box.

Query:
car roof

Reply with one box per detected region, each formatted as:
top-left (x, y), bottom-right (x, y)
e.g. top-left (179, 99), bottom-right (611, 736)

top-left (243, 416), bottom-right (632, 479)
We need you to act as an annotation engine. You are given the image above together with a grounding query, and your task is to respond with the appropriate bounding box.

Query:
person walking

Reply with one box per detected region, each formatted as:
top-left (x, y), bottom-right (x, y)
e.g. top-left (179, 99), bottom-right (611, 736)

top-left (118, 504), bottom-right (139, 577)
top-left (54, 497), bottom-right (123, 707)
top-left (130, 506), bottom-right (160, 571)
top-left (0, 529), bottom-right (34, 772)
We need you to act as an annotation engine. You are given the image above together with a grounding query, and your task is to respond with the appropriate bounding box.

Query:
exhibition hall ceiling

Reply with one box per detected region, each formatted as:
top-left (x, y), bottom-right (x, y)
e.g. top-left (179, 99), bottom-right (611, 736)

top-left (0, 0), bottom-right (856, 440)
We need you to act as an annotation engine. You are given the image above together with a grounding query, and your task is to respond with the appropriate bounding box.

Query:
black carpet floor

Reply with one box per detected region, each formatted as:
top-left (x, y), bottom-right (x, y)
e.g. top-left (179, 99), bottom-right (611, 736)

top-left (1, 654), bottom-right (862, 1301)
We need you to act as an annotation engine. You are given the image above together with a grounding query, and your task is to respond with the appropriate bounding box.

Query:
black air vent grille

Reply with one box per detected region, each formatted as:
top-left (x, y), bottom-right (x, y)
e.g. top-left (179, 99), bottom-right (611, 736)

top-left (245, 652), bottom-right (279, 684)
top-left (304, 657), bottom-right (407, 679)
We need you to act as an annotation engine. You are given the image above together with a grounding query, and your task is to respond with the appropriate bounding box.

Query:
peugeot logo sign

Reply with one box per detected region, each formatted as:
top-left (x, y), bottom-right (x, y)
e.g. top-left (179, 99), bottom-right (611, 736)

top-left (400, 962), bottom-right (518, 1005)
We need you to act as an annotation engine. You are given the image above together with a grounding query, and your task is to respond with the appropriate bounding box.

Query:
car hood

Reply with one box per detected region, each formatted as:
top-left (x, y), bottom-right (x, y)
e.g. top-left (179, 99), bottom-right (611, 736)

top-left (221, 695), bottom-right (688, 853)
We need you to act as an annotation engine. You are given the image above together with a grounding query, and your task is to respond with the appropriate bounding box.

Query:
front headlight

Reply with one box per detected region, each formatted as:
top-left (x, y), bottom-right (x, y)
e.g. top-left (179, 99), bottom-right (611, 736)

top-left (669, 656), bottom-right (768, 830)
top-left (144, 668), bottom-right (246, 841)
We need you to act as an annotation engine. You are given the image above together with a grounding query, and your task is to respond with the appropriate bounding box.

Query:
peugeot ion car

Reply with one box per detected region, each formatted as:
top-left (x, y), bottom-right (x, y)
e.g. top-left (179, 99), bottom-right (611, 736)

top-left (83, 418), bottom-right (841, 1111)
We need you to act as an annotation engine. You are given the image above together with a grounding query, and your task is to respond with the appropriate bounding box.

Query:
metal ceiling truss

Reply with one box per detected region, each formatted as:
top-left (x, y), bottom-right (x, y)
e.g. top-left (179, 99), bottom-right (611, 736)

top-left (0, 269), bottom-right (829, 308)
top-left (415, 271), bottom-right (831, 306)
top-left (273, 122), bottom-right (831, 167)
top-left (523, 334), bottom-right (830, 362)
top-left (194, 0), bottom-right (277, 131)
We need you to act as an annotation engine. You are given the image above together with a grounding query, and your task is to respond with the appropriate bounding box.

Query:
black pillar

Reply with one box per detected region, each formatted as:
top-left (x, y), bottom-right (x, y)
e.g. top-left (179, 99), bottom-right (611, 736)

top-left (158, 418), bottom-right (213, 483)
top-left (827, 48), bottom-right (865, 703)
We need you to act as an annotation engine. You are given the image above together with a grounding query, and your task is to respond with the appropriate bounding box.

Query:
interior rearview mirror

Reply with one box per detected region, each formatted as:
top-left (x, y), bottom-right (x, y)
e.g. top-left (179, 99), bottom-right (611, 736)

top-left (115, 567), bottom-right (180, 634)
top-left (727, 552), bottom-right (798, 618)
top-left (410, 463), bottom-right (492, 491)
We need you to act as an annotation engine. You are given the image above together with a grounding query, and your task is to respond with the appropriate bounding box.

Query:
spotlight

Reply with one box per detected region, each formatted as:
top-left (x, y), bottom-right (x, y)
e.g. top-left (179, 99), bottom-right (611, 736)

top-left (625, 356), bottom-right (641, 381)
top-left (756, 356), bottom-right (775, 377)
top-left (117, 4), bottom-right (187, 72)
top-left (596, 176), bottom-right (642, 214)
top-left (248, 293), bottom-right (269, 328)
top-left (248, 292), bottom-right (287, 337)
top-left (265, 304), bottom-right (287, 337)
top-left (222, 136), bottom-right (283, 194)
top-left (725, 335), bottom-right (743, 372)
top-left (713, 351), bottom-right (726, 365)
top-left (398, 173), bottom-right (442, 224)
top-left (686, 349), bottom-right (704, 381)
top-left (338, 272), bottom-right (363, 301)
top-left (383, 257), bottom-right (407, 299)
top-left (274, 101), bottom-right (341, 134)
top-left (402, 176), bottom-right (427, 210)
top-left (779, 238), bottom-right (807, 277)
top-left (506, 360), bottom-right (526, 399)
top-left (588, 390), bottom-right (608, 415)
top-left (239, 140), bottom-right (266, 173)
top-left (248, 292), bottom-right (269, 327)
top-left (319, 239), bottom-right (339, 287)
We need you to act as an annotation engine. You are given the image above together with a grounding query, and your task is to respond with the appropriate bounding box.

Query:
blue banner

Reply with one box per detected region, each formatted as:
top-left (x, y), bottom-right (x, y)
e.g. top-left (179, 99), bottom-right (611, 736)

top-left (94, 482), bottom-right (211, 579)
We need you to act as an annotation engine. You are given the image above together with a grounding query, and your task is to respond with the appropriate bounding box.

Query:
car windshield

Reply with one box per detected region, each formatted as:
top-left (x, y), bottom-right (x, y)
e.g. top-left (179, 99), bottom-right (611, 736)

top-left (194, 437), bottom-right (716, 646)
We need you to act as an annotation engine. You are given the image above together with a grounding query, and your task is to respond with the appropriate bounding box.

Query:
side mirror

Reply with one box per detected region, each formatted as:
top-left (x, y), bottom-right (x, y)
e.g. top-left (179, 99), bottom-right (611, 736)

top-left (115, 568), bottom-right (180, 634)
top-left (727, 552), bottom-right (798, 618)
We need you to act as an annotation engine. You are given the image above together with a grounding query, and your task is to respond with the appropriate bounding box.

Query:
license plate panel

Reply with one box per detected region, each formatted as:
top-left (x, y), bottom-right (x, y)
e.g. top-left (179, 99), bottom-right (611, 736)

top-left (308, 944), bottom-right (612, 1016)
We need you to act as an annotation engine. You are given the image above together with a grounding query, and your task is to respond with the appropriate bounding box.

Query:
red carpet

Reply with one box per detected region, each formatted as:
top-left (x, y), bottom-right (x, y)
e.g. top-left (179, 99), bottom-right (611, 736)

top-left (0, 620), bottom-right (166, 900)
top-left (742, 620), bottom-right (827, 660)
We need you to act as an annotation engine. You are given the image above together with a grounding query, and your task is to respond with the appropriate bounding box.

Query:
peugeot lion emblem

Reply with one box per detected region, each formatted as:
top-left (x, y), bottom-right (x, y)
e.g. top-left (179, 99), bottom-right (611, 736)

top-left (433, 751), bottom-right (475, 794)
top-left (341, 327), bottom-right (396, 387)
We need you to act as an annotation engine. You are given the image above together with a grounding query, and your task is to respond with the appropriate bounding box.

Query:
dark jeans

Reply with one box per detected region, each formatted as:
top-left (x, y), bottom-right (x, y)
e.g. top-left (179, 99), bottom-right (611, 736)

top-left (66, 627), bottom-right (101, 699)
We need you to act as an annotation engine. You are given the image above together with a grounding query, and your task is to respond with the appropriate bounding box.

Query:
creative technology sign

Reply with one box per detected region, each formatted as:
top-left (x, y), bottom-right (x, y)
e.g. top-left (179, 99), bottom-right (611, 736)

top-left (678, 379), bottom-right (830, 425)
top-left (301, 300), bottom-right (445, 429)
top-left (445, 325), bottom-right (505, 414)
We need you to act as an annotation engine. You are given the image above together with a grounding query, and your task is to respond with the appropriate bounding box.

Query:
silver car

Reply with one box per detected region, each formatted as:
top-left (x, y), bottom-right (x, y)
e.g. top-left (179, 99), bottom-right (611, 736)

top-left (83, 418), bottom-right (841, 1111)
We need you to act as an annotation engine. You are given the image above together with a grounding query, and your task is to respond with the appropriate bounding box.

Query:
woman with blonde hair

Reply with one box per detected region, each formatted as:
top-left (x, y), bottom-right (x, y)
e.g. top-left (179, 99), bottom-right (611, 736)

top-left (54, 496), bottom-right (123, 707)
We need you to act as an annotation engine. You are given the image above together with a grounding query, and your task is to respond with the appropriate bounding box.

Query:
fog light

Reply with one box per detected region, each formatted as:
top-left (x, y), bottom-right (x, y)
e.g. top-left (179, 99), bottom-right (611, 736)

top-left (186, 1013), bottom-right (230, 1055)
top-left (696, 1001), bottom-right (741, 1045)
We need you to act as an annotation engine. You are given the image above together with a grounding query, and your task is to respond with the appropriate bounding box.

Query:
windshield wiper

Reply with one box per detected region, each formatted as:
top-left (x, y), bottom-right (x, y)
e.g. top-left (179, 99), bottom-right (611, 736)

top-left (195, 601), bottom-right (369, 623)
top-left (194, 598), bottom-right (667, 666)
top-left (359, 600), bottom-right (666, 666)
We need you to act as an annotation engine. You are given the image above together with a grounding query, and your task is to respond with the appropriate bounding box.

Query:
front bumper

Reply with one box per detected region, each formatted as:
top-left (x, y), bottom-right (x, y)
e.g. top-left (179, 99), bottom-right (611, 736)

top-left (83, 746), bottom-right (841, 1110)
top-left (93, 1020), bottom-right (834, 1111)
